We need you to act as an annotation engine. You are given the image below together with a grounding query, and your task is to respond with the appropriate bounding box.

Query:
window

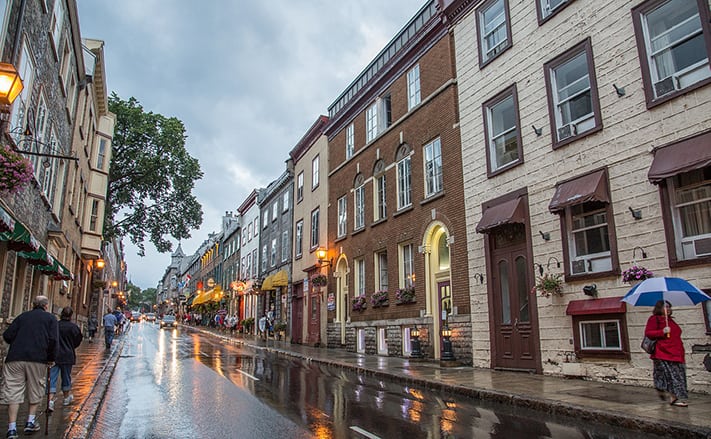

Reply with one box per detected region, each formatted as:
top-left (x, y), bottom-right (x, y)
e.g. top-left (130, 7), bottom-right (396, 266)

top-left (346, 123), bottom-right (355, 159)
top-left (310, 208), bottom-right (319, 249)
top-left (424, 137), bottom-right (443, 197)
top-left (297, 171), bottom-right (304, 202)
top-left (544, 38), bottom-right (602, 148)
top-left (312, 155), bottom-right (320, 189)
top-left (261, 245), bottom-right (267, 271)
top-left (354, 177), bottom-right (365, 230)
top-left (476, 0), bottom-right (512, 67)
top-left (366, 103), bottom-right (378, 142)
top-left (484, 85), bottom-right (522, 174)
top-left (337, 196), bottom-right (347, 237)
top-left (566, 298), bottom-right (629, 359)
top-left (247, 222), bottom-right (253, 241)
top-left (253, 218), bottom-right (259, 237)
top-left (281, 230), bottom-right (289, 262)
top-left (270, 238), bottom-right (277, 267)
top-left (89, 199), bottom-right (100, 231)
top-left (633, 0), bottom-right (711, 107)
top-left (668, 167), bottom-right (711, 261)
top-left (378, 95), bottom-right (392, 133)
top-left (400, 244), bottom-right (415, 288)
top-left (252, 248), bottom-right (258, 277)
top-left (397, 151), bottom-right (412, 210)
top-left (355, 258), bottom-right (366, 297)
top-left (272, 203), bottom-right (278, 222)
top-left (242, 229), bottom-right (247, 247)
top-left (263, 212), bottom-right (268, 229)
top-left (282, 191), bottom-right (289, 212)
top-left (96, 138), bottom-right (107, 170)
top-left (50, 0), bottom-right (65, 53)
top-left (375, 251), bottom-right (388, 291)
top-left (246, 253), bottom-right (252, 276)
top-left (536, 0), bottom-right (574, 24)
top-left (376, 173), bottom-right (387, 220)
top-left (407, 64), bottom-right (421, 110)
top-left (295, 220), bottom-right (303, 257)
top-left (10, 43), bottom-right (35, 147)
top-left (241, 257), bottom-right (246, 278)
top-left (549, 169), bottom-right (618, 278)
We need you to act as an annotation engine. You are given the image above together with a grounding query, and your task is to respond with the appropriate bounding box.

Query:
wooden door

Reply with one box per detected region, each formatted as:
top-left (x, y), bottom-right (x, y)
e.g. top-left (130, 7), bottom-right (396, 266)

top-left (291, 282), bottom-right (303, 344)
top-left (490, 224), bottom-right (537, 371)
top-left (307, 291), bottom-right (321, 345)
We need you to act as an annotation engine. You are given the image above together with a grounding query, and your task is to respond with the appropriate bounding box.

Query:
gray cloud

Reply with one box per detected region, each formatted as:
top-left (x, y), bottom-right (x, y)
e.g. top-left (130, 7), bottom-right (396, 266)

top-left (78, 0), bottom-right (422, 288)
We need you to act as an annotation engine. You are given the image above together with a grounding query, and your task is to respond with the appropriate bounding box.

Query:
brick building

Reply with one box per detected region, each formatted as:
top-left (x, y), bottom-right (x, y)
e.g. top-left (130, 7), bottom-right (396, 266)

top-left (324, 1), bottom-right (472, 362)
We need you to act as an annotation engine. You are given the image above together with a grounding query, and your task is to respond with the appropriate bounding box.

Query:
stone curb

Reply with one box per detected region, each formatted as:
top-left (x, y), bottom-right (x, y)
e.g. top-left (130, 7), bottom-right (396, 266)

top-left (192, 326), bottom-right (711, 439)
top-left (62, 338), bottom-right (125, 439)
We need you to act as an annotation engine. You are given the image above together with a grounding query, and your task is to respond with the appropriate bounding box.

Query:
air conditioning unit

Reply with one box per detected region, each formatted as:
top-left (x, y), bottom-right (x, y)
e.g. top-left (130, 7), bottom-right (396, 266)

top-left (558, 123), bottom-right (576, 141)
top-left (682, 237), bottom-right (711, 259)
top-left (571, 258), bottom-right (591, 275)
top-left (654, 76), bottom-right (679, 97)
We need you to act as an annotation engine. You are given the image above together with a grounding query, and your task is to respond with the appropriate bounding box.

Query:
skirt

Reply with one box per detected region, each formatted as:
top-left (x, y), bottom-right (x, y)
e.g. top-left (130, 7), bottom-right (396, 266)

top-left (653, 359), bottom-right (688, 399)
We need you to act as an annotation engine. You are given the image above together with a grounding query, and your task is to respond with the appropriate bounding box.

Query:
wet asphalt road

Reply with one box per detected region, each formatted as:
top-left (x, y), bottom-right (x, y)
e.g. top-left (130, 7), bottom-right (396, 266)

top-left (88, 322), bottom-right (670, 439)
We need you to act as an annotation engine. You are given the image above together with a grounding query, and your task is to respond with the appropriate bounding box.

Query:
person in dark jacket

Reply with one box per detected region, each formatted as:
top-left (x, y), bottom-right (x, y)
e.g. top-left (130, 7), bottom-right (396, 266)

top-left (87, 316), bottom-right (98, 342)
top-left (0, 295), bottom-right (58, 438)
top-left (645, 300), bottom-right (688, 406)
top-left (47, 307), bottom-right (83, 412)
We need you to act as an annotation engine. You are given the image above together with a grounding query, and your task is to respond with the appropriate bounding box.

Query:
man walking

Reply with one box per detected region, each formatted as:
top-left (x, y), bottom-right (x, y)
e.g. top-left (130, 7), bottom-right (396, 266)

top-left (103, 308), bottom-right (117, 349)
top-left (0, 296), bottom-right (58, 439)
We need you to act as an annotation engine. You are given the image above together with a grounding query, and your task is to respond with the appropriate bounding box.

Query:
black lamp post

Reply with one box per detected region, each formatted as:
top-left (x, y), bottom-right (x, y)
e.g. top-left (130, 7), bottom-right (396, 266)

top-left (410, 325), bottom-right (423, 359)
top-left (441, 324), bottom-right (455, 361)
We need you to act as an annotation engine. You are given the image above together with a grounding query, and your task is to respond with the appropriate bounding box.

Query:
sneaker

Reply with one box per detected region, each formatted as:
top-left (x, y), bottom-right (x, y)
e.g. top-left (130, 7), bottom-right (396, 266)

top-left (23, 421), bottom-right (40, 433)
top-left (63, 394), bottom-right (74, 406)
top-left (48, 400), bottom-right (55, 412)
top-left (6, 429), bottom-right (17, 439)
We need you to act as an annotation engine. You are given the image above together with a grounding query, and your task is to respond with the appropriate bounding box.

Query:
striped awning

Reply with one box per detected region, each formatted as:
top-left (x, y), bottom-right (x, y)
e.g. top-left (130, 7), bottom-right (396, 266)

top-left (0, 205), bottom-right (15, 233)
top-left (0, 221), bottom-right (40, 253)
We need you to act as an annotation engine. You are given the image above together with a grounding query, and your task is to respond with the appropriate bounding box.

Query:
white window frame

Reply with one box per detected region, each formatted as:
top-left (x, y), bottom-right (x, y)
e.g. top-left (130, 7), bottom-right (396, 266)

top-left (295, 220), bottom-right (303, 257)
top-left (50, 0), bottom-right (65, 54)
top-left (397, 156), bottom-right (412, 210)
top-left (282, 191), bottom-right (289, 212)
top-left (668, 169), bottom-right (711, 260)
top-left (355, 258), bottom-right (366, 297)
top-left (281, 230), bottom-right (289, 262)
top-left (270, 238), bottom-right (277, 267)
top-left (297, 171), bottom-right (304, 201)
top-left (375, 250), bottom-right (388, 291)
top-left (407, 64), bottom-right (421, 110)
top-left (337, 196), bottom-right (347, 238)
top-left (579, 319), bottom-right (623, 351)
top-left (486, 93), bottom-right (519, 171)
top-left (540, 0), bottom-right (569, 20)
top-left (478, 0), bottom-right (508, 62)
top-left (251, 249), bottom-right (258, 276)
top-left (272, 202), bottom-right (278, 222)
top-left (312, 155), bottom-right (320, 189)
top-left (366, 103), bottom-right (378, 142)
top-left (346, 123), bottom-right (355, 159)
top-left (96, 138), bottom-right (107, 170)
top-left (375, 174), bottom-right (387, 221)
top-left (261, 245), bottom-right (267, 271)
top-left (310, 208), bottom-right (319, 249)
top-left (400, 243), bottom-right (415, 289)
top-left (263, 212), bottom-right (268, 229)
top-left (253, 218), bottom-right (259, 237)
top-left (11, 43), bottom-right (35, 146)
top-left (89, 199), bottom-right (100, 232)
top-left (354, 184), bottom-right (365, 230)
top-left (424, 138), bottom-right (443, 197)
top-left (550, 49), bottom-right (596, 142)
top-left (566, 203), bottom-right (612, 275)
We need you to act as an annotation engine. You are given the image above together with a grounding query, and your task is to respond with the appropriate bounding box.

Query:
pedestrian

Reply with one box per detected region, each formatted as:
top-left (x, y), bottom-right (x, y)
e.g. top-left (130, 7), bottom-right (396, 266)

top-left (258, 314), bottom-right (267, 339)
top-left (47, 307), bottom-right (83, 412)
top-left (103, 308), bottom-right (117, 349)
top-left (0, 295), bottom-right (58, 438)
top-left (87, 315), bottom-right (98, 342)
top-left (645, 300), bottom-right (688, 407)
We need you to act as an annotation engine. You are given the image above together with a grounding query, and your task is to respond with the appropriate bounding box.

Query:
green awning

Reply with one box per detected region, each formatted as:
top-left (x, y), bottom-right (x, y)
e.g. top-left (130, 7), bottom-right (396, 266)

top-left (0, 222), bottom-right (40, 253)
top-left (0, 205), bottom-right (15, 233)
top-left (18, 246), bottom-right (54, 266)
top-left (36, 258), bottom-right (73, 281)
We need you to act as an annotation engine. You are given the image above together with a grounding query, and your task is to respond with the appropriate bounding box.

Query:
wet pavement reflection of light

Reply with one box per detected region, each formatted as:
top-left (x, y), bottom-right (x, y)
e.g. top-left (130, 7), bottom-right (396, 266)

top-left (89, 325), bottom-right (673, 439)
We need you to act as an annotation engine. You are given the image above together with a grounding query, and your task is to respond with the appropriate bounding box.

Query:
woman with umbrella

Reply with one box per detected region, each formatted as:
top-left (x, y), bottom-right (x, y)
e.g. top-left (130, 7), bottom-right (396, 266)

top-left (644, 300), bottom-right (688, 407)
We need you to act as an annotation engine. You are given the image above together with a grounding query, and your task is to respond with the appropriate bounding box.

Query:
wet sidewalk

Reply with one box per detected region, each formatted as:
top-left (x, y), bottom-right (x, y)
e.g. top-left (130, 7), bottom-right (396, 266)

top-left (0, 332), bottom-right (125, 439)
top-left (188, 326), bottom-right (711, 439)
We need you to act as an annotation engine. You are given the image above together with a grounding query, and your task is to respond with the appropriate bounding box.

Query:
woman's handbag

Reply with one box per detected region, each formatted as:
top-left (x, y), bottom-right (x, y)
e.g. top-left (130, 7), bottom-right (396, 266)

top-left (641, 336), bottom-right (657, 354)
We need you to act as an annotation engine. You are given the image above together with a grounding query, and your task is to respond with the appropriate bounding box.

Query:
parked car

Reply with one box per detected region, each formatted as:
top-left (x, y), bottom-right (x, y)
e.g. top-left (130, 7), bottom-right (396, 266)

top-left (145, 312), bottom-right (156, 323)
top-left (160, 315), bottom-right (177, 329)
top-left (130, 311), bottom-right (141, 322)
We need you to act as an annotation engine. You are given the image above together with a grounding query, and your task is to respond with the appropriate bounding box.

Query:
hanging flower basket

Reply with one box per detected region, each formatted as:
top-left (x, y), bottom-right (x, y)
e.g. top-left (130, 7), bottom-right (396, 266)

top-left (352, 296), bottom-right (367, 312)
top-left (0, 144), bottom-right (34, 194)
top-left (532, 272), bottom-right (563, 298)
top-left (370, 290), bottom-right (389, 307)
top-left (396, 287), bottom-right (416, 304)
top-left (622, 265), bottom-right (653, 284)
top-left (312, 274), bottom-right (328, 287)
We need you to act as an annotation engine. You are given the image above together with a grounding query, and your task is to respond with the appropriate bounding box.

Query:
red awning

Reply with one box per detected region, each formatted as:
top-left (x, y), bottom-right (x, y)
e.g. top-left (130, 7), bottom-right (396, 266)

top-left (566, 297), bottom-right (626, 315)
top-left (476, 197), bottom-right (525, 233)
top-left (549, 169), bottom-right (610, 213)
top-left (648, 130), bottom-right (711, 184)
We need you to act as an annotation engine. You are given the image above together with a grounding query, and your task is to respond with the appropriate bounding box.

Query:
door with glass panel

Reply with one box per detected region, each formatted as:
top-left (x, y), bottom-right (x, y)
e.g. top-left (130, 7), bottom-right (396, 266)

top-left (490, 224), bottom-right (538, 371)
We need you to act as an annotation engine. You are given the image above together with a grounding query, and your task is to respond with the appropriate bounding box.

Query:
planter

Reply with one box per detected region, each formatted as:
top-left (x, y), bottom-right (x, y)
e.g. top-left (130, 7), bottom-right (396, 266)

top-left (396, 299), bottom-right (416, 305)
top-left (372, 300), bottom-right (389, 308)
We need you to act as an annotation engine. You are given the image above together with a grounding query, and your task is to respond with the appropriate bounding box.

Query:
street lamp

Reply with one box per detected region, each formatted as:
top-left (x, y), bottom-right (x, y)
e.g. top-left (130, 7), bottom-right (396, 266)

top-left (441, 324), bottom-right (455, 362)
top-left (410, 325), bottom-right (423, 359)
top-left (95, 258), bottom-right (105, 270)
top-left (0, 63), bottom-right (23, 107)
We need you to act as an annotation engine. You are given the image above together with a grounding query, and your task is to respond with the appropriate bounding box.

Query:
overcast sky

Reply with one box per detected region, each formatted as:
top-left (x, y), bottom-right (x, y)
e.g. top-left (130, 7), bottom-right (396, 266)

top-left (77, 1), bottom-right (424, 290)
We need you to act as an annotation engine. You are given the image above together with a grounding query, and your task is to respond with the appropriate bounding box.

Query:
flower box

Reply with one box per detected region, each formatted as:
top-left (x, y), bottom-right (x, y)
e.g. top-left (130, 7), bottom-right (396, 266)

top-left (370, 290), bottom-right (389, 308)
top-left (533, 272), bottom-right (563, 298)
top-left (0, 144), bottom-right (33, 195)
top-left (396, 287), bottom-right (416, 304)
top-left (622, 265), bottom-right (653, 284)
top-left (312, 274), bottom-right (328, 287)
top-left (352, 296), bottom-right (367, 312)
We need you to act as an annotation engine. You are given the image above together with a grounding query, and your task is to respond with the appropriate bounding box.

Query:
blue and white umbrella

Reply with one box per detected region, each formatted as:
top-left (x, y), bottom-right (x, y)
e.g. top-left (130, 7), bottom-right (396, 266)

top-left (621, 277), bottom-right (711, 307)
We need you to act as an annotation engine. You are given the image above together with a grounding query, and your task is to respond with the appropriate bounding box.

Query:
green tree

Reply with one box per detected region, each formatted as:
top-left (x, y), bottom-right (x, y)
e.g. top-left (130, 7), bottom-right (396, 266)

top-left (106, 94), bottom-right (203, 255)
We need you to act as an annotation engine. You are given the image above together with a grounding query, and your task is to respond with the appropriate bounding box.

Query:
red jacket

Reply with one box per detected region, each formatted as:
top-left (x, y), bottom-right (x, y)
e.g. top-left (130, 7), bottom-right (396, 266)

top-left (644, 314), bottom-right (685, 363)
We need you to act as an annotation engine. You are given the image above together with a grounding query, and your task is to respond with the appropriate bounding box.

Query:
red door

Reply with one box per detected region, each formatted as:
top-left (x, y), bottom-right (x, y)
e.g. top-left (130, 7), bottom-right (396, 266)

top-left (291, 282), bottom-right (303, 344)
top-left (307, 289), bottom-right (321, 346)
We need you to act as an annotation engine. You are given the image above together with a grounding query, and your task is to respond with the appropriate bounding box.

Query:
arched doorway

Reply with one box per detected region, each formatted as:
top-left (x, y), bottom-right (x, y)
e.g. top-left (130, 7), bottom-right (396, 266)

top-left (422, 222), bottom-right (451, 360)
top-left (334, 255), bottom-right (349, 346)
